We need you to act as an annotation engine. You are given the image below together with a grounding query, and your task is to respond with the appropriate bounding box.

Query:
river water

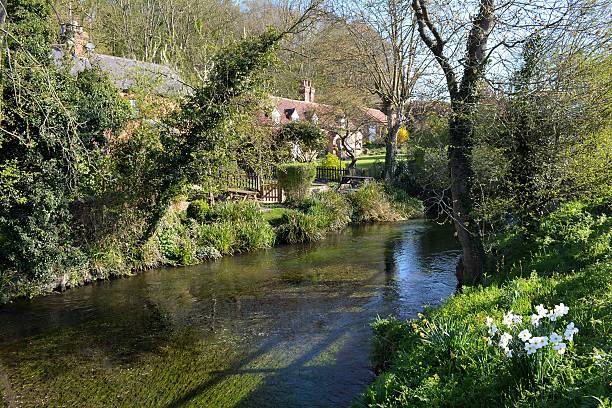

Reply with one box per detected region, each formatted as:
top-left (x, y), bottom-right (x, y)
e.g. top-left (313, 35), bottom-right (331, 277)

top-left (0, 221), bottom-right (459, 407)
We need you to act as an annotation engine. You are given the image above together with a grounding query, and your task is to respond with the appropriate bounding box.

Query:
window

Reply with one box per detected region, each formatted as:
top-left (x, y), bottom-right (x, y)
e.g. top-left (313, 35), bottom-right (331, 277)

top-left (271, 109), bottom-right (281, 124)
top-left (291, 110), bottom-right (300, 121)
top-left (369, 126), bottom-right (377, 141)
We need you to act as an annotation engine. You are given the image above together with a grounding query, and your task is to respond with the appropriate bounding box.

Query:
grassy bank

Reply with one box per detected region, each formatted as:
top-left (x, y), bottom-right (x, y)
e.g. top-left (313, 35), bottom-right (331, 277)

top-left (357, 201), bottom-right (611, 407)
top-left (1, 183), bottom-right (422, 303)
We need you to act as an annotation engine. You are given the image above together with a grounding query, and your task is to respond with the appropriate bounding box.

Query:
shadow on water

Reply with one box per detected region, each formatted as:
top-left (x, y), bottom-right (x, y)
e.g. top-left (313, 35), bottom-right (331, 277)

top-left (0, 220), bottom-right (459, 407)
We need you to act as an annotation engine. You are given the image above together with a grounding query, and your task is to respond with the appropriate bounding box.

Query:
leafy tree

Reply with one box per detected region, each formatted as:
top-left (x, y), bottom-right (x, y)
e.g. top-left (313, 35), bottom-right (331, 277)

top-left (0, 0), bottom-right (128, 289)
top-left (138, 4), bottom-right (321, 245)
top-left (277, 121), bottom-right (327, 162)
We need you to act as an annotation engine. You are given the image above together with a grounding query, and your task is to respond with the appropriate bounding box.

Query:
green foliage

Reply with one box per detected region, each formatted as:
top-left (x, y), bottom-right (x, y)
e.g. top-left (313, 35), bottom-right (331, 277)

top-left (196, 202), bottom-right (274, 255)
top-left (186, 200), bottom-right (211, 222)
top-left (307, 190), bottom-right (353, 231)
top-left (277, 162), bottom-right (316, 202)
top-left (499, 201), bottom-right (612, 276)
top-left (320, 152), bottom-right (342, 169)
top-left (138, 27), bottom-right (283, 245)
top-left (389, 188), bottom-right (425, 220)
top-left (0, 0), bottom-right (129, 293)
top-left (207, 201), bottom-right (261, 223)
top-left (198, 222), bottom-right (238, 255)
top-left (277, 121), bottom-right (327, 162)
top-left (359, 201), bottom-right (612, 407)
top-left (74, 69), bottom-right (131, 147)
top-left (347, 182), bottom-right (401, 223)
top-left (276, 210), bottom-right (326, 244)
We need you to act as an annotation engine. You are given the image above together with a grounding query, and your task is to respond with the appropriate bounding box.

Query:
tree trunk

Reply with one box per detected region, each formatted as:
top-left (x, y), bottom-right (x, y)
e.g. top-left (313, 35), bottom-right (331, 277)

top-left (340, 130), bottom-right (358, 174)
top-left (448, 104), bottom-right (485, 285)
top-left (383, 104), bottom-right (399, 183)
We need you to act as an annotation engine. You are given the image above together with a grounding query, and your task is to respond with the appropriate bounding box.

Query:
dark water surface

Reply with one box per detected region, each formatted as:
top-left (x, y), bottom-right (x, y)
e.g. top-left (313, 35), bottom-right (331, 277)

top-left (0, 221), bottom-right (459, 407)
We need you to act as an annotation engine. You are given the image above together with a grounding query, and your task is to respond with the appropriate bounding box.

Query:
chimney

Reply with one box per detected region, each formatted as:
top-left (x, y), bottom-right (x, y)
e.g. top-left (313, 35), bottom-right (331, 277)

top-left (60, 21), bottom-right (90, 58)
top-left (300, 80), bottom-right (315, 103)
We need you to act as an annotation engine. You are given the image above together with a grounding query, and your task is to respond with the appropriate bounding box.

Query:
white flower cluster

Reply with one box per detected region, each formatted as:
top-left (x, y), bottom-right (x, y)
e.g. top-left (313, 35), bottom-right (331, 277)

top-left (530, 303), bottom-right (569, 327)
top-left (485, 303), bottom-right (578, 358)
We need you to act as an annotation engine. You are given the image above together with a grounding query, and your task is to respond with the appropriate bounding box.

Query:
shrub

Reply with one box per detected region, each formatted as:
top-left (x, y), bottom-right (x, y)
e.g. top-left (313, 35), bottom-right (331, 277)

top-left (320, 152), bottom-right (342, 169)
top-left (535, 201), bottom-right (611, 265)
top-left (389, 188), bottom-right (424, 219)
top-left (234, 220), bottom-right (276, 251)
top-left (186, 200), bottom-right (210, 222)
top-left (306, 191), bottom-right (352, 230)
top-left (500, 200), bottom-right (612, 275)
top-left (197, 222), bottom-right (237, 255)
top-left (348, 182), bottom-right (401, 223)
top-left (207, 201), bottom-right (260, 223)
top-left (195, 202), bottom-right (274, 254)
top-left (277, 162), bottom-right (316, 202)
top-left (196, 246), bottom-right (222, 261)
top-left (276, 210), bottom-right (325, 244)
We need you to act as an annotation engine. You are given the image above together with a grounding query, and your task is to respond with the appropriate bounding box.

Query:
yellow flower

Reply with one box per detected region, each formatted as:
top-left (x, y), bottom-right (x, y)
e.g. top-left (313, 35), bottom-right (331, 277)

top-left (397, 127), bottom-right (409, 144)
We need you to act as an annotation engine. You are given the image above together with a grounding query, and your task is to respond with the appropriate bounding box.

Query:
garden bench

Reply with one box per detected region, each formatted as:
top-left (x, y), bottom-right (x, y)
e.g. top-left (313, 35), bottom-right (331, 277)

top-left (336, 175), bottom-right (374, 190)
top-left (224, 188), bottom-right (259, 201)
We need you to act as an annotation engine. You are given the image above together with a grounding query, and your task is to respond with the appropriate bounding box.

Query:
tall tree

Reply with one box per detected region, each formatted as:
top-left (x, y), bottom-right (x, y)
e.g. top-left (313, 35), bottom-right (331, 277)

top-left (411, 0), bottom-right (598, 284)
top-left (138, 3), bottom-right (322, 245)
top-left (332, 0), bottom-right (432, 182)
top-left (412, 0), bottom-right (494, 284)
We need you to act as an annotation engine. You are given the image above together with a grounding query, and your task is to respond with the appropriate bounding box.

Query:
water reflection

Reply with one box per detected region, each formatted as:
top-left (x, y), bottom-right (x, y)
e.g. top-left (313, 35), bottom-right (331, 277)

top-left (0, 220), bottom-right (459, 407)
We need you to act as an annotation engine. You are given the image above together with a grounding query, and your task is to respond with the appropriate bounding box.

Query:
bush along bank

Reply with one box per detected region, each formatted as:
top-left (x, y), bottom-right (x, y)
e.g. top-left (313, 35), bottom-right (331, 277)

top-left (356, 201), bottom-right (611, 407)
top-left (0, 183), bottom-right (423, 302)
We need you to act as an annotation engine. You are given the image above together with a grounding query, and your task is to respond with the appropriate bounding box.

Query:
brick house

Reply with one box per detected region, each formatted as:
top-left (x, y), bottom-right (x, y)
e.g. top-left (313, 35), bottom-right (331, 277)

top-left (265, 81), bottom-right (387, 159)
top-left (53, 21), bottom-right (188, 97)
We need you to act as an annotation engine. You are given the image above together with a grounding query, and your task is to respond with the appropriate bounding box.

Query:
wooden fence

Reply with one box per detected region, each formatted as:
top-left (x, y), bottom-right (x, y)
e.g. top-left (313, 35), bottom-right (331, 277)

top-left (219, 165), bottom-right (352, 203)
top-left (221, 171), bottom-right (282, 203)
top-left (315, 166), bottom-right (348, 182)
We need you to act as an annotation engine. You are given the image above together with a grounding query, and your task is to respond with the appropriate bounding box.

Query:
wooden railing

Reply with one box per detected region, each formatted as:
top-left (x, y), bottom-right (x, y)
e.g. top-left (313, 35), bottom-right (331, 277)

top-left (315, 166), bottom-right (348, 182)
top-left (220, 171), bottom-right (282, 203)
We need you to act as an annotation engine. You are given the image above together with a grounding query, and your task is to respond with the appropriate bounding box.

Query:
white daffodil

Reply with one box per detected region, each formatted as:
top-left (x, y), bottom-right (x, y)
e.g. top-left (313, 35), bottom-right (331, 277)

top-left (535, 304), bottom-right (548, 317)
top-left (518, 329), bottom-right (532, 341)
top-left (502, 312), bottom-right (515, 328)
top-left (499, 332), bottom-right (513, 349)
top-left (564, 322), bottom-right (579, 342)
top-left (554, 303), bottom-right (569, 318)
top-left (549, 332), bottom-right (563, 345)
top-left (529, 336), bottom-right (549, 350)
top-left (553, 342), bottom-right (567, 355)
top-left (525, 342), bottom-right (538, 355)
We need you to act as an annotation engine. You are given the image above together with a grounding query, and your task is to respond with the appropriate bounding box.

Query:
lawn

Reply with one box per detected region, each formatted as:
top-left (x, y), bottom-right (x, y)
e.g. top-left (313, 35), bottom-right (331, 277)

top-left (341, 153), bottom-right (407, 172)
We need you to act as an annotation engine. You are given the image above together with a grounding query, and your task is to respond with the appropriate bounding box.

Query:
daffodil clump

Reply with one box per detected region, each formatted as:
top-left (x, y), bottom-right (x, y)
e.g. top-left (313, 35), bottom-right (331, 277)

top-left (485, 303), bottom-right (579, 359)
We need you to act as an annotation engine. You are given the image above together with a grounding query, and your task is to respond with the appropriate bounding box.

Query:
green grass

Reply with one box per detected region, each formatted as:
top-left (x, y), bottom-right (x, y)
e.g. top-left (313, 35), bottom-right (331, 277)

top-left (340, 154), bottom-right (408, 171)
top-left (356, 202), bottom-right (612, 407)
top-left (357, 260), bottom-right (612, 407)
top-left (261, 206), bottom-right (290, 225)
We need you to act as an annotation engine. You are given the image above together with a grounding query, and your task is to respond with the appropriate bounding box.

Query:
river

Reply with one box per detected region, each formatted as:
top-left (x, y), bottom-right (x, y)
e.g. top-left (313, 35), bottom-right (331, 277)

top-left (0, 220), bottom-right (459, 407)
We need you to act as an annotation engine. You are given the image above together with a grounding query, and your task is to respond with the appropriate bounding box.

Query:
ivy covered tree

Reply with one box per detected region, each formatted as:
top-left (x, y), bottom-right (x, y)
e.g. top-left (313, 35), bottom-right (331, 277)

top-left (138, 5), bottom-right (321, 245)
top-left (0, 0), bottom-right (129, 291)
